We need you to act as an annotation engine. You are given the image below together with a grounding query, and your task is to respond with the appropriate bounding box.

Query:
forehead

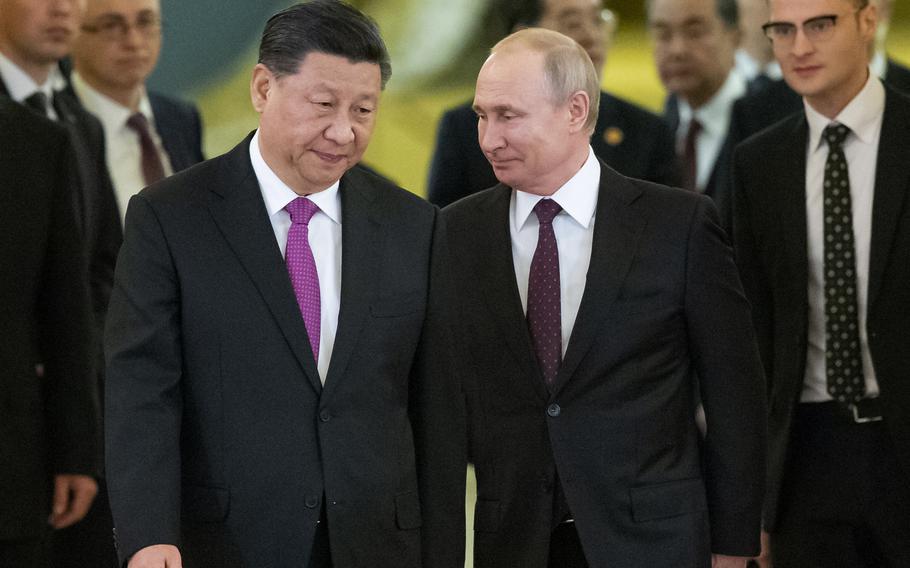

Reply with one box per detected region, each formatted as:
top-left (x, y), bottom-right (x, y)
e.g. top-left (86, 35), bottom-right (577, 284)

top-left (474, 50), bottom-right (548, 105)
top-left (541, 0), bottom-right (603, 18)
top-left (769, 0), bottom-right (856, 19)
top-left (286, 52), bottom-right (382, 97)
top-left (84, 0), bottom-right (159, 16)
top-left (649, 0), bottom-right (719, 23)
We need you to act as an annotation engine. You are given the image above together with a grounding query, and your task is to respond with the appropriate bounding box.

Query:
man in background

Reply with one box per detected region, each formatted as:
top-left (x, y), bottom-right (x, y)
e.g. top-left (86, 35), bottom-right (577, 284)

top-left (0, 98), bottom-right (99, 568)
top-left (427, 0), bottom-right (679, 208)
top-left (71, 0), bottom-right (205, 226)
top-left (649, 0), bottom-right (743, 229)
top-left (734, 0), bottom-right (910, 564)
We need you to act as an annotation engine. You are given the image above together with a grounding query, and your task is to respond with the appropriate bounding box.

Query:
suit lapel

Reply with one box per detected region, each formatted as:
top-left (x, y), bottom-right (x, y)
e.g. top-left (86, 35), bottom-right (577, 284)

top-left (551, 164), bottom-right (646, 396)
top-left (320, 173), bottom-right (383, 400)
top-left (467, 186), bottom-right (548, 401)
top-left (207, 135), bottom-right (322, 393)
top-left (868, 89), bottom-right (910, 310)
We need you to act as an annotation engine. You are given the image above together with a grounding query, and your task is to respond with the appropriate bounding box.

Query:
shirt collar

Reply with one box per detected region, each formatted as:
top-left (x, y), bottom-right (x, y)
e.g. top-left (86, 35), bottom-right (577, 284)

top-left (0, 50), bottom-right (67, 102)
top-left (250, 130), bottom-right (342, 224)
top-left (805, 70), bottom-right (885, 153)
top-left (71, 71), bottom-right (155, 133)
top-left (514, 146), bottom-right (600, 231)
top-left (870, 50), bottom-right (887, 80)
top-left (677, 69), bottom-right (747, 138)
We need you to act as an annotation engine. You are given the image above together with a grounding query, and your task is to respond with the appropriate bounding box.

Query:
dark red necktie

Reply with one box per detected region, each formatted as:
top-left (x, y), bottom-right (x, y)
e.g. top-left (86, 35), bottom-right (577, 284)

top-left (682, 118), bottom-right (702, 192)
top-left (527, 199), bottom-right (563, 386)
top-left (126, 112), bottom-right (166, 185)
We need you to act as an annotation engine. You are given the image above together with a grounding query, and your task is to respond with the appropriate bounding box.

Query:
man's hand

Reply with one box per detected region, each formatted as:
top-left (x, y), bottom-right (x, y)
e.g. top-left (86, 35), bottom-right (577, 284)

top-left (128, 545), bottom-right (182, 568)
top-left (712, 554), bottom-right (751, 568)
top-left (752, 530), bottom-right (772, 568)
top-left (49, 474), bottom-right (98, 529)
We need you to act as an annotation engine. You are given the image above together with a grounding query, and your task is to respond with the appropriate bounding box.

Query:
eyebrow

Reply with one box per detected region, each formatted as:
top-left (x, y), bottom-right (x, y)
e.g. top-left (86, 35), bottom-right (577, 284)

top-left (765, 13), bottom-right (839, 27)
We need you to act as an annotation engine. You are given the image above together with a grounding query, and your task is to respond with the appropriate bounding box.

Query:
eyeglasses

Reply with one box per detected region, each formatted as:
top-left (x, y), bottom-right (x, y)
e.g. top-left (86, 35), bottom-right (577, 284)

top-left (761, 9), bottom-right (859, 46)
top-left (81, 13), bottom-right (162, 41)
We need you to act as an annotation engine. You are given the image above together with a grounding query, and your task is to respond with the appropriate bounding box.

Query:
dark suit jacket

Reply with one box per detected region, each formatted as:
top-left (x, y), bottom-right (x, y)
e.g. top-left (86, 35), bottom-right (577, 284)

top-left (104, 135), bottom-right (447, 567)
top-left (436, 163), bottom-right (767, 567)
top-left (427, 92), bottom-right (681, 208)
top-left (149, 92), bottom-right (205, 173)
top-left (665, 94), bottom-right (736, 231)
top-left (0, 99), bottom-right (98, 540)
top-left (0, 73), bottom-right (122, 337)
top-left (728, 58), bottom-right (910, 149)
top-left (732, 84), bottom-right (910, 530)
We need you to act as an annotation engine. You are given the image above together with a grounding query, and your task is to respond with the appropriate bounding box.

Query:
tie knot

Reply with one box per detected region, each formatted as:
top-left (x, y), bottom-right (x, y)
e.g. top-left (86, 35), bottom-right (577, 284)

top-left (24, 91), bottom-right (48, 116)
top-left (688, 118), bottom-right (703, 138)
top-left (823, 123), bottom-right (850, 148)
top-left (533, 199), bottom-right (562, 225)
top-left (126, 112), bottom-right (151, 132)
top-left (286, 197), bottom-right (320, 225)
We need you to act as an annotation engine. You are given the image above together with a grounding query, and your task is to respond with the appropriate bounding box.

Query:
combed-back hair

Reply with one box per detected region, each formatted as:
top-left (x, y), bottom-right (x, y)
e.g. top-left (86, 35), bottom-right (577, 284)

top-left (258, 0), bottom-right (391, 88)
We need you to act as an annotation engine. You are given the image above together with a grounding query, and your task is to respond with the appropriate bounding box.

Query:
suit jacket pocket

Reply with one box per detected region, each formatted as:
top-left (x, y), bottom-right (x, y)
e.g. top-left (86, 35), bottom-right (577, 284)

top-left (371, 296), bottom-right (423, 318)
top-left (629, 478), bottom-right (707, 522)
top-left (395, 491), bottom-right (422, 530)
top-left (182, 485), bottom-right (230, 523)
top-left (473, 499), bottom-right (501, 533)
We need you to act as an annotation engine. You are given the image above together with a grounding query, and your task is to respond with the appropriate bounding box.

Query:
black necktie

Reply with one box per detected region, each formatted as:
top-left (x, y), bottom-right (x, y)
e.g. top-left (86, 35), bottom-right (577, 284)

top-left (822, 123), bottom-right (865, 405)
top-left (24, 91), bottom-right (49, 117)
top-left (527, 199), bottom-right (563, 386)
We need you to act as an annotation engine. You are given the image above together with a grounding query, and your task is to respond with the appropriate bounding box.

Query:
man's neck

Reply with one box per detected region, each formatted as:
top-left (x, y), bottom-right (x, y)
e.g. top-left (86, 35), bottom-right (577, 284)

top-left (682, 73), bottom-right (728, 110)
top-left (0, 44), bottom-right (53, 86)
top-left (81, 73), bottom-right (143, 111)
top-left (806, 68), bottom-right (869, 120)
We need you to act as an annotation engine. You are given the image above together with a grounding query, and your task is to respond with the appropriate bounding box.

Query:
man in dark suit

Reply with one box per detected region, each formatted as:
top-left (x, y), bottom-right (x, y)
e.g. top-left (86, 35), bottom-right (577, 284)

top-left (432, 28), bottom-right (766, 568)
top-left (0, 98), bottom-right (100, 567)
top-left (105, 2), bottom-right (450, 567)
top-left (733, 0), bottom-right (910, 565)
top-left (71, 0), bottom-right (205, 226)
top-left (427, 0), bottom-right (680, 208)
top-left (649, 0), bottom-right (745, 230)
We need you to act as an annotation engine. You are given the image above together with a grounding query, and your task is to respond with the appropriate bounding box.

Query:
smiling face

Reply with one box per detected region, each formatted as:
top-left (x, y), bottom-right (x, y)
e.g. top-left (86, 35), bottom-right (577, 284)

top-left (0, 0), bottom-right (86, 80)
top-left (251, 51), bottom-right (382, 195)
top-left (769, 0), bottom-right (875, 117)
top-left (473, 48), bottom-right (588, 196)
top-left (71, 0), bottom-right (162, 101)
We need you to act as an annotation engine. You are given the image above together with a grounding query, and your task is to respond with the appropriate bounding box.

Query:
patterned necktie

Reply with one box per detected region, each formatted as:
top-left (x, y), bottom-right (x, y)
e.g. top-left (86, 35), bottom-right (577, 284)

top-left (24, 91), bottom-right (49, 117)
top-left (126, 112), bottom-right (166, 185)
top-left (285, 197), bottom-right (321, 362)
top-left (822, 123), bottom-right (865, 405)
top-left (527, 199), bottom-right (563, 386)
top-left (682, 118), bottom-right (702, 192)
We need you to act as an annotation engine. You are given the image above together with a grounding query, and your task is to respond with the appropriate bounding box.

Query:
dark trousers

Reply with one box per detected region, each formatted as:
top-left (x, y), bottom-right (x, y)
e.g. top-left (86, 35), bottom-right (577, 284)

top-left (772, 402), bottom-right (910, 567)
top-left (548, 522), bottom-right (588, 568)
top-left (51, 479), bottom-right (117, 568)
top-left (0, 534), bottom-right (49, 568)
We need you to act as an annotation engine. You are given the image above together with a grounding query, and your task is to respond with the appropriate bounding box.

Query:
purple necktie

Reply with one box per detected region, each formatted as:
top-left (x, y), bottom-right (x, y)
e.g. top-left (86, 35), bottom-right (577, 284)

top-left (285, 197), bottom-right (321, 361)
top-left (527, 199), bottom-right (563, 385)
top-left (126, 112), bottom-right (166, 186)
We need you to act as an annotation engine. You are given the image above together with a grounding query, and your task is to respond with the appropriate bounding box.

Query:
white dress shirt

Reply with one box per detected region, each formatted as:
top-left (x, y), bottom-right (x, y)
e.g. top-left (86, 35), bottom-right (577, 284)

top-left (511, 147), bottom-right (600, 356)
top-left (676, 70), bottom-right (747, 192)
top-left (0, 50), bottom-right (67, 120)
top-left (250, 130), bottom-right (342, 383)
top-left (801, 72), bottom-right (884, 402)
top-left (71, 71), bottom-right (174, 225)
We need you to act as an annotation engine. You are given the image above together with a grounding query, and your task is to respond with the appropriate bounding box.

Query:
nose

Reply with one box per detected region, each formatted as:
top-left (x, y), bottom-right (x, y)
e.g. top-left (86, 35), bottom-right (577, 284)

top-left (324, 112), bottom-right (355, 146)
top-left (478, 118), bottom-right (505, 156)
top-left (791, 26), bottom-right (815, 57)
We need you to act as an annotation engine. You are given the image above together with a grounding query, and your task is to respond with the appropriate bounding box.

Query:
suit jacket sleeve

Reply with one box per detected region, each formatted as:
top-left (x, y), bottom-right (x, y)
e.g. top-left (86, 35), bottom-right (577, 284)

top-left (105, 194), bottom-right (183, 563)
top-left (409, 212), bottom-right (467, 568)
top-left (41, 135), bottom-right (100, 477)
top-left (684, 196), bottom-right (767, 555)
top-left (427, 110), bottom-right (471, 208)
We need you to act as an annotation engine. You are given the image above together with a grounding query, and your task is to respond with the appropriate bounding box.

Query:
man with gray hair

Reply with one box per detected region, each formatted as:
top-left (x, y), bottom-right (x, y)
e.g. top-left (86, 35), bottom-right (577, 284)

top-left (104, 2), bottom-right (451, 567)
top-left (433, 26), bottom-right (766, 568)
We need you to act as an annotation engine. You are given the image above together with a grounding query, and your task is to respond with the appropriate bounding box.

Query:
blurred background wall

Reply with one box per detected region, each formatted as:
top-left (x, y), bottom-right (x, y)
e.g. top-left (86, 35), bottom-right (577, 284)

top-left (149, 0), bottom-right (910, 196)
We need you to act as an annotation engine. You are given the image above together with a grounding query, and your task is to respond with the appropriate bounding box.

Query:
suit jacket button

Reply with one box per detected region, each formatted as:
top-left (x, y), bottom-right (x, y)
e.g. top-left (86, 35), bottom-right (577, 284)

top-left (319, 410), bottom-right (331, 422)
top-left (547, 403), bottom-right (561, 417)
top-left (305, 495), bottom-right (320, 509)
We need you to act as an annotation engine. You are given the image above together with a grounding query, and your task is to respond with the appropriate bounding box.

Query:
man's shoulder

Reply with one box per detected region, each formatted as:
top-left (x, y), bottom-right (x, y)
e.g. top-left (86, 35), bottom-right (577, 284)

top-left (599, 91), bottom-right (666, 129)
top-left (345, 164), bottom-right (436, 217)
top-left (148, 91), bottom-right (200, 121)
top-left (735, 111), bottom-right (805, 162)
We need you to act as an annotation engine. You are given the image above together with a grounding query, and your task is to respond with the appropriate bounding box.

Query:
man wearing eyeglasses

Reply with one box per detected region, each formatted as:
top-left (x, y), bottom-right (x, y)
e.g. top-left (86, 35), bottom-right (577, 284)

top-left (733, 0), bottom-right (910, 565)
top-left (70, 0), bottom-right (205, 228)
